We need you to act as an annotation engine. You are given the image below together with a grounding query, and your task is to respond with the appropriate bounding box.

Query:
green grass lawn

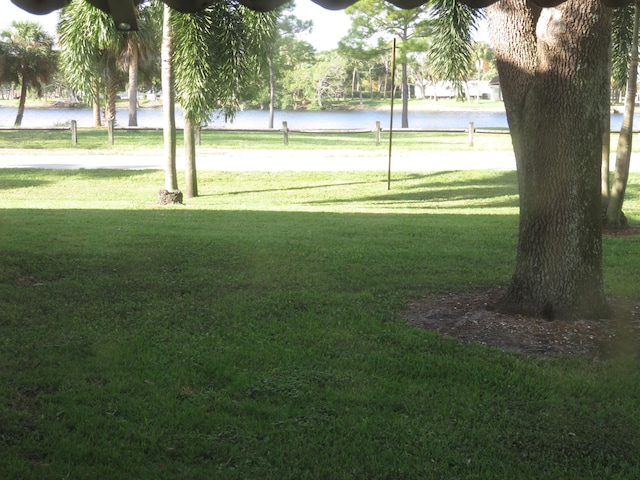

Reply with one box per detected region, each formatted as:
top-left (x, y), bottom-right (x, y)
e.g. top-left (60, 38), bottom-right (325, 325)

top-left (1, 168), bottom-right (640, 479)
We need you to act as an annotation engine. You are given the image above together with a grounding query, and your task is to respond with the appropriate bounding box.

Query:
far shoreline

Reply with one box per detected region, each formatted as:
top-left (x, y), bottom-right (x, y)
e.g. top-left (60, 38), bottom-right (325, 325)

top-left (0, 97), bottom-right (507, 114)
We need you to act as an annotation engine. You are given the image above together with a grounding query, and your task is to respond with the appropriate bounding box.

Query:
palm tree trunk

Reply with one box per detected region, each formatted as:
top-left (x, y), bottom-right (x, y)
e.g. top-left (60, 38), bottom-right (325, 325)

top-left (162, 4), bottom-right (179, 194)
top-left (606, 0), bottom-right (640, 228)
top-left (401, 61), bottom-right (409, 128)
top-left (184, 119), bottom-right (198, 198)
top-left (105, 56), bottom-right (118, 125)
top-left (316, 80), bottom-right (323, 109)
top-left (128, 47), bottom-right (139, 127)
top-left (268, 54), bottom-right (275, 129)
top-left (92, 79), bottom-right (102, 127)
top-left (13, 76), bottom-right (28, 127)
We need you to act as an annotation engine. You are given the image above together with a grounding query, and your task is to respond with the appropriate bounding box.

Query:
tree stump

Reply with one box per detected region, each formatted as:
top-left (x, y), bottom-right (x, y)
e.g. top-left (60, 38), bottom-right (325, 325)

top-left (158, 189), bottom-right (183, 205)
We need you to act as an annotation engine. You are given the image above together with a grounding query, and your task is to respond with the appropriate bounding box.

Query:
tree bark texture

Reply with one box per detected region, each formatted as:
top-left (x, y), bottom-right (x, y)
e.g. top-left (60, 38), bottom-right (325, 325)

top-left (488, 0), bottom-right (611, 319)
top-left (161, 4), bottom-right (179, 193)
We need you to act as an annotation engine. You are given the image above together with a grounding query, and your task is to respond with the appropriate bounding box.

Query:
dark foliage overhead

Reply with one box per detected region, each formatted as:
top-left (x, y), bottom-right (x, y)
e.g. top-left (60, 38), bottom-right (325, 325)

top-left (9, 0), bottom-right (634, 32)
top-left (11, 0), bottom-right (634, 17)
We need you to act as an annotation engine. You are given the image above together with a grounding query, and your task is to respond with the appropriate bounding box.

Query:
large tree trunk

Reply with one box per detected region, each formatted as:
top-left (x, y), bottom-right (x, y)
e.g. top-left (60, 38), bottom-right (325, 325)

top-left (488, 0), bottom-right (611, 320)
top-left (13, 75), bottom-right (27, 127)
top-left (161, 4), bottom-right (179, 196)
top-left (606, 0), bottom-right (639, 228)
top-left (128, 46), bottom-right (139, 127)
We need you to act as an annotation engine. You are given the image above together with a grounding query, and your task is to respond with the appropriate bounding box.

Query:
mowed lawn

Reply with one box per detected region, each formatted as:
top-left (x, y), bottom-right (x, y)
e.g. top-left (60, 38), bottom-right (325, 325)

top-left (1, 167), bottom-right (640, 479)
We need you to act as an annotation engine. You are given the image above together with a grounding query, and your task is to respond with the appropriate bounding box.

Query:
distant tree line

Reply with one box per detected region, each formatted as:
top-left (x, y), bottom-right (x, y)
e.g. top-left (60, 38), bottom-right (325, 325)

top-left (0, 0), bottom-right (498, 128)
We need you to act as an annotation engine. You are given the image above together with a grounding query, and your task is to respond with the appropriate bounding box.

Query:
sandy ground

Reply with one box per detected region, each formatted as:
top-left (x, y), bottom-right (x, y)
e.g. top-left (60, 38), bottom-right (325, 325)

top-left (2, 148), bottom-right (640, 172)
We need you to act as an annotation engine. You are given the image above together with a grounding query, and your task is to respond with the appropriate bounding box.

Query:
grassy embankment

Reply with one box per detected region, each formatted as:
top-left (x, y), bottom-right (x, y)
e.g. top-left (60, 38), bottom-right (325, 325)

top-left (1, 166), bottom-right (640, 478)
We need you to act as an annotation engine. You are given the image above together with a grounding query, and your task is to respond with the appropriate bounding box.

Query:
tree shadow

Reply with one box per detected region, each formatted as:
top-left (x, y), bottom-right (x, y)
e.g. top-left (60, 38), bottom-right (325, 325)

top-left (0, 179), bottom-right (50, 190)
top-left (305, 171), bottom-right (520, 210)
top-left (203, 180), bottom-right (374, 197)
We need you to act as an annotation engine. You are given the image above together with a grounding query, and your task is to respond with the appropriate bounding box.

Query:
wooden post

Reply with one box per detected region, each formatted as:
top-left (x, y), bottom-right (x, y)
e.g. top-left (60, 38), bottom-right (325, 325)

top-left (468, 121), bottom-right (475, 147)
top-left (375, 121), bottom-right (381, 146)
top-left (71, 120), bottom-right (78, 146)
top-left (108, 119), bottom-right (115, 146)
top-left (282, 121), bottom-right (289, 146)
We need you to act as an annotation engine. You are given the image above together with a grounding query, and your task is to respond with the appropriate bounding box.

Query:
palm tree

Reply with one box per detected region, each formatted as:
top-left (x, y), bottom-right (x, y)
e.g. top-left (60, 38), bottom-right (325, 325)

top-left (606, 0), bottom-right (639, 227)
top-left (161, 3), bottom-right (179, 200)
top-left (58, 0), bottom-right (124, 126)
top-left (345, 0), bottom-right (479, 128)
top-left (120, 3), bottom-right (162, 126)
top-left (0, 21), bottom-right (57, 127)
top-left (172, 1), bottom-right (278, 198)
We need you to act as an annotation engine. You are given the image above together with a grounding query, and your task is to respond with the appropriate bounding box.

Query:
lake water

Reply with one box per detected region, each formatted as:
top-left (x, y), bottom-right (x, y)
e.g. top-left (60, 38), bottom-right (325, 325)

top-left (0, 105), bottom-right (634, 131)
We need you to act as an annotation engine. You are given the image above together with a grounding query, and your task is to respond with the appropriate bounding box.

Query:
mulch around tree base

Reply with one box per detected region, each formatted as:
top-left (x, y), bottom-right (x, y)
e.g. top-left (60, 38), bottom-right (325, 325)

top-left (402, 288), bottom-right (640, 360)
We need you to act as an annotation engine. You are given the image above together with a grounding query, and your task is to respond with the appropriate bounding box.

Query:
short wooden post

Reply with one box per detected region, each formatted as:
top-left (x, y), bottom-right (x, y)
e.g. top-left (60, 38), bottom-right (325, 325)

top-left (71, 120), bottom-right (78, 146)
top-left (282, 121), bottom-right (289, 146)
top-left (375, 120), bottom-right (381, 146)
top-left (108, 119), bottom-right (115, 146)
top-left (468, 121), bottom-right (475, 147)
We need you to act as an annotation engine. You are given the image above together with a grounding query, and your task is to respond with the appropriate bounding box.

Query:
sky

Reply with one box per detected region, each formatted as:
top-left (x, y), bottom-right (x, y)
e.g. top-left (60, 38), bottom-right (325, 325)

top-left (2, 1), bottom-right (486, 51)
top-left (1, 1), bottom-right (352, 51)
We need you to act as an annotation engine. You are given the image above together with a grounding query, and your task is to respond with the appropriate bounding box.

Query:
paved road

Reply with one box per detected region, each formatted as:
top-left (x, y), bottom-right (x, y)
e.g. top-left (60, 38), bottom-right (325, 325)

top-left (1, 148), bottom-right (639, 172)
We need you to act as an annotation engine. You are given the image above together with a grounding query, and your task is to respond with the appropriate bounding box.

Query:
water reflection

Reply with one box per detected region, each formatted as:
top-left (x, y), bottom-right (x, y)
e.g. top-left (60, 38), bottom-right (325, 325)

top-left (0, 105), bottom-right (631, 131)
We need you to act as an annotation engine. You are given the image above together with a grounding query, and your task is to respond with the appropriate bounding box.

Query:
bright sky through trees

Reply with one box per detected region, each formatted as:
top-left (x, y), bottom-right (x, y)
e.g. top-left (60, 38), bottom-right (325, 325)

top-left (2, 1), bottom-right (351, 51)
top-left (3, 1), bottom-right (488, 51)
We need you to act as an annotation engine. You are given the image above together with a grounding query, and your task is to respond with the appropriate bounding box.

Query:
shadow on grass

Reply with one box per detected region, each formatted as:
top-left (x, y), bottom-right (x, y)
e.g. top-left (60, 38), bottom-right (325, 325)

top-left (0, 179), bottom-right (50, 190)
top-left (4, 205), bottom-right (640, 479)
top-left (212, 180), bottom-right (375, 197)
top-left (305, 170), bottom-right (520, 210)
top-left (0, 167), bottom-right (157, 182)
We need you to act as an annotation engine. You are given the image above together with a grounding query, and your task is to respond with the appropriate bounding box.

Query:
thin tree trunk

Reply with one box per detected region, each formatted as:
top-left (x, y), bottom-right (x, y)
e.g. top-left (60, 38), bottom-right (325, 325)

top-left (92, 80), bottom-right (102, 127)
top-left (401, 61), bottom-right (409, 128)
top-left (268, 54), bottom-right (275, 129)
top-left (316, 80), bottom-right (323, 109)
top-left (105, 56), bottom-right (118, 125)
top-left (13, 76), bottom-right (27, 127)
top-left (351, 67), bottom-right (356, 99)
top-left (382, 66), bottom-right (387, 100)
top-left (606, 0), bottom-right (639, 228)
top-left (128, 47), bottom-right (139, 127)
top-left (602, 19), bottom-right (613, 211)
top-left (602, 98), bottom-right (611, 210)
top-left (184, 119), bottom-right (198, 198)
top-left (162, 4), bottom-right (179, 194)
top-left (488, 0), bottom-right (611, 320)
